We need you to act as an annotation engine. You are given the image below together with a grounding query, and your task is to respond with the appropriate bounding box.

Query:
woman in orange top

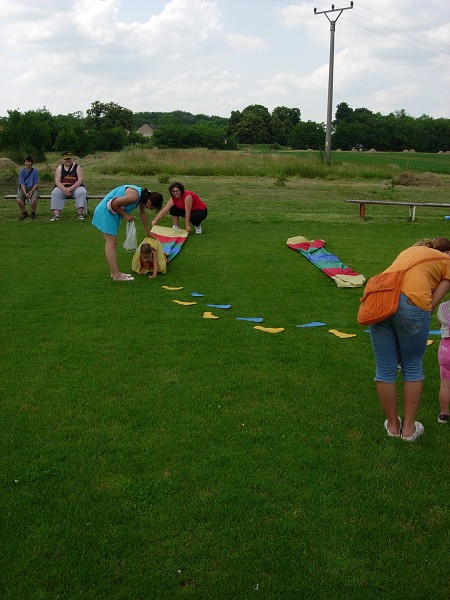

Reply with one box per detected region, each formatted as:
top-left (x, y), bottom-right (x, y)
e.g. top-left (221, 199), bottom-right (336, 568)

top-left (369, 237), bottom-right (450, 441)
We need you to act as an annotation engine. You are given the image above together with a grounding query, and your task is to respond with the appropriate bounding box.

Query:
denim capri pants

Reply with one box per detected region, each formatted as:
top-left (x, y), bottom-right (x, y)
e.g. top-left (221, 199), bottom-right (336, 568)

top-left (369, 293), bottom-right (431, 383)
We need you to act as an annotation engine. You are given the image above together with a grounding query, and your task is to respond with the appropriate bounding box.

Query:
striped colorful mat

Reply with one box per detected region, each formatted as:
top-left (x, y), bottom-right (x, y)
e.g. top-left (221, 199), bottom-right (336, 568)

top-left (131, 225), bottom-right (189, 275)
top-left (151, 225), bottom-right (189, 261)
top-left (287, 236), bottom-right (365, 288)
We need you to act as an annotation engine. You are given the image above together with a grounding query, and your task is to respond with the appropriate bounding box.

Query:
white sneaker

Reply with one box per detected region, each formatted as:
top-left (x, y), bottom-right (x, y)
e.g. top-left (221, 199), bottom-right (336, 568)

top-left (172, 225), bottom-right (180, 229)
top-left (195, 225), bottom-right (202, 234)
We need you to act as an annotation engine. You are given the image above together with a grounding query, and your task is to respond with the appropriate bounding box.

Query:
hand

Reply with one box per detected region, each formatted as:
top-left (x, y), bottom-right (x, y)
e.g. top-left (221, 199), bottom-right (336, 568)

top-left (124, 215), bottom-right (134, 223)
top-left (151, 220), bottom-right (157, 226)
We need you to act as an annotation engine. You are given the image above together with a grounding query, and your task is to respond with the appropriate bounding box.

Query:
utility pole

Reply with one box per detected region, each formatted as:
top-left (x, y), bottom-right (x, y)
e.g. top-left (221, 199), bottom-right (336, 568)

top-left (314, 3), bottom-right (354, 165)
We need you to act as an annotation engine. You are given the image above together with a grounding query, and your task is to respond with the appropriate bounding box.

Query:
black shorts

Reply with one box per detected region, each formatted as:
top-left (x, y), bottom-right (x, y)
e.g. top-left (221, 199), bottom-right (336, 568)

top-left (169, 206), bottom-right (207, 226)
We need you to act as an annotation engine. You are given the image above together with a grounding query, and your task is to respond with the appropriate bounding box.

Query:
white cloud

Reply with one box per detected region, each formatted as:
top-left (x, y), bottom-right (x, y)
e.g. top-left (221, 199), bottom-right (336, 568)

top-left (0, 0), bottom-right (448, 122)
top-left (225, 34), bottom-right (268, 51)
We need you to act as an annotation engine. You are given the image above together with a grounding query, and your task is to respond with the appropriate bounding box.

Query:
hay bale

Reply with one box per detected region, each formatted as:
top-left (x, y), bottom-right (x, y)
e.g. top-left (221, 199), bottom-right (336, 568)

top-left (0, 158), bottom-right (18, 170)
top-left (402, 149), bottom-right (409, 153)
top-left (369, 148), bottom-right (376, 152)
top-left (393, 171), bottom-right (442, 187)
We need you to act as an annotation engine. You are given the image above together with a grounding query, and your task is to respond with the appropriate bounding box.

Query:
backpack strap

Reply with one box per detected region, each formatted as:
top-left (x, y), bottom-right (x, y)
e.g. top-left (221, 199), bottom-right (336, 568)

top-left (23, 168), bottom-right (34, 183)
top-left (400, 254), bottom-right (449, 273)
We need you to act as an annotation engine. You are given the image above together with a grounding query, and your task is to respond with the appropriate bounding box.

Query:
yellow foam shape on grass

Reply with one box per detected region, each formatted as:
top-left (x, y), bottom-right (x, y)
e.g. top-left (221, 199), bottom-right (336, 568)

top-left (203, 311), bottom-right (219, 319)
top-left (172, 300), bottom-right (197, 306)
top-left (328, 329), bottom-right (356, 339)
top-left (427, 339), bottom-right (433, 346)
top-left (162, 285), bottom-right (183, 290)
top-left (253, 326), bottom-right (285, 334)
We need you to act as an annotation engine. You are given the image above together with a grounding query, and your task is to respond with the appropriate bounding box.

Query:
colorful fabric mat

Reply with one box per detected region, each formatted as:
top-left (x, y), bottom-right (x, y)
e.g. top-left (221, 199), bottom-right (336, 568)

top-left (287, 236), bottom-right (366, 288)
top-left (131, 226), bottom-right (189, 275)
top-left (151, 225), bottom-right (189, 261)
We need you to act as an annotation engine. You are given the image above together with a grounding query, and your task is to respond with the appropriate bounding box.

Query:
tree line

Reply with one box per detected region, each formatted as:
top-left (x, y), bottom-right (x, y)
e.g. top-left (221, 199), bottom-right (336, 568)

top-left (0, 100), bottom-right (448, 162)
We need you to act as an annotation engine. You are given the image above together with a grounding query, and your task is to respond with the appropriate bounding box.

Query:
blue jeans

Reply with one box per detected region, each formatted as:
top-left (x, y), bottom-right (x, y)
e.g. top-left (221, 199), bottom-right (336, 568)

top-left (369, 293), bottom-right (431, 383)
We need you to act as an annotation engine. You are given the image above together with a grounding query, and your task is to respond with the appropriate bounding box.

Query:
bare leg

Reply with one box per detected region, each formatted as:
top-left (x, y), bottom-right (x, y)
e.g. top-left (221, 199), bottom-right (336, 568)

top-left (439, 378), bottom-right (450, 415)
top-left (171, 216), bottom-right (180, 228)
top-left (17, 199), bottom-right (27, 212)
top-left (103, 233), bottom-right (125, 279)
top-left (376, 381), bottom-right (400, 435)
top-left (402, 380), bottom-right (423, 437)
top-left (102, 233), bottom-right (134, 281)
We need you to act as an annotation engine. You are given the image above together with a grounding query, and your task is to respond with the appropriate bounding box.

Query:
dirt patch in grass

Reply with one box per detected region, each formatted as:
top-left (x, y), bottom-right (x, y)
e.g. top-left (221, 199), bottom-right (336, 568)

top-left (394, 171), bottom-right (442, 187)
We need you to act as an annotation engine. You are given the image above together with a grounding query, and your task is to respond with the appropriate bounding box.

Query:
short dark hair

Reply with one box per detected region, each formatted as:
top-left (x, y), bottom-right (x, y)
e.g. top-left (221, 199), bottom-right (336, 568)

top-left (140, 243), bottom-right (154, 256)
top-left (169, 182), bottom-right (185, 195)
top-left (24, 155), bottom-right (34, 163)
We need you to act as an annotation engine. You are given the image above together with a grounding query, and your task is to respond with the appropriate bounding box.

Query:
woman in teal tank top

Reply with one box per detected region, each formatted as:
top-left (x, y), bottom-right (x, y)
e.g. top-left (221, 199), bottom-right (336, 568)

top-left (92, 185), bottom-right (163, 281)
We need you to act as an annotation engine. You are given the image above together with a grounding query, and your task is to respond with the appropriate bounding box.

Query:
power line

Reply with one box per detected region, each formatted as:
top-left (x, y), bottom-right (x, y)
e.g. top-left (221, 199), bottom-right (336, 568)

top-left (344, 18), bottom-right (450, 63)
top-left (271, 0), bottom-right (450, 59)
top-left (353, 2), bottom-right (450, 53)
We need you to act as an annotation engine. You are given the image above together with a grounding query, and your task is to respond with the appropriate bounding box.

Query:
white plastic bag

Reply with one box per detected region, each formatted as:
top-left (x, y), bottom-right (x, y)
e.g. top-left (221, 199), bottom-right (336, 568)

top-left (123, 221), bottom-right (137, 250)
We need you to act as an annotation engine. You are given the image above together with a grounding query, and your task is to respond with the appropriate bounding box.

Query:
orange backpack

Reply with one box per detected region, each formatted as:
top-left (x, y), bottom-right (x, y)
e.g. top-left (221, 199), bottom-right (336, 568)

top-left (357, 256), bottom-right (444, 326)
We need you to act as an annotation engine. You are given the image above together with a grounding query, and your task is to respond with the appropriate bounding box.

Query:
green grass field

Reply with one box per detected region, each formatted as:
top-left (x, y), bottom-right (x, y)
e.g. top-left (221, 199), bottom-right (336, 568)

top-left (1, 151), bottom-right (449, 599)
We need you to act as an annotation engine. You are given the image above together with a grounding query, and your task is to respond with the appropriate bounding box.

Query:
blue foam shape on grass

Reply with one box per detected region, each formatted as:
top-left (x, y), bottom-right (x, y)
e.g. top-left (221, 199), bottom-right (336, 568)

top-left (207, 304), bottom-right (231, 309)
top-left (296, 321), bottom-right (326, 328)
top-left (236, 317), bottom-right (264, 323)
top-left (429, 330), bottom-right (441, 335)
top-left (191, 292), bottom-right (204, 297)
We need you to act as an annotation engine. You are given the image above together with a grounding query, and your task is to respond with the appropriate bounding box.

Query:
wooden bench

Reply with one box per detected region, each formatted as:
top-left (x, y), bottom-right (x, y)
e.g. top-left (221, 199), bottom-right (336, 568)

top-left (4, 194), bottom-right (104, 215)
top-left (4, 194), bottom-right (104, 200)
top-left (345, 199), bottom-right (450, 222)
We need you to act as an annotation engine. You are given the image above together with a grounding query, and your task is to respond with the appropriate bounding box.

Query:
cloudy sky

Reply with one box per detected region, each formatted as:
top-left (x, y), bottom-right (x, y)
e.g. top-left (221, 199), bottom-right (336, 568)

top-left (1, 0), bottom-right (449, 123)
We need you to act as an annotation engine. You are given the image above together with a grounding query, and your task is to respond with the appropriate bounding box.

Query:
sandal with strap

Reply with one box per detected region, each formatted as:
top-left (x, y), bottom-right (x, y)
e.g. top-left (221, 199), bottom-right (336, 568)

top-left (112, 273), bottom-right (134, 282)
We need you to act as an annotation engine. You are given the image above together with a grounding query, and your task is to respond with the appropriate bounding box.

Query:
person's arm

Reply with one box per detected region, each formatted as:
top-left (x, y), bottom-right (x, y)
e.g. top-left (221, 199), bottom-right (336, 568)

top-left (139, 203), bottom-right (158, 238)
top-left (149, 248), bottom-right (158, 279)
top-left (151, 199), bottom-right (174, 226)
top-left (183, 194), bottom-right (193, 232)
top-left (54, 165), bottom-right (65, 191)
top-left (18, 170), bottom-right (27, 196)
top-left (19, 176), bottom-right (28, 197)
top-left (110, 188), bottom-right (139, 222)
top-left (431, 279), bottom-right (450, 312)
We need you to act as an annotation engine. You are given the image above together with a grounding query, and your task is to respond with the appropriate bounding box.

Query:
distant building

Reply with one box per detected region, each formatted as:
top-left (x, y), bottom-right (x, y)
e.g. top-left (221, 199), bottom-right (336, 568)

top-left (136, 124), bottom-right (155, 138)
